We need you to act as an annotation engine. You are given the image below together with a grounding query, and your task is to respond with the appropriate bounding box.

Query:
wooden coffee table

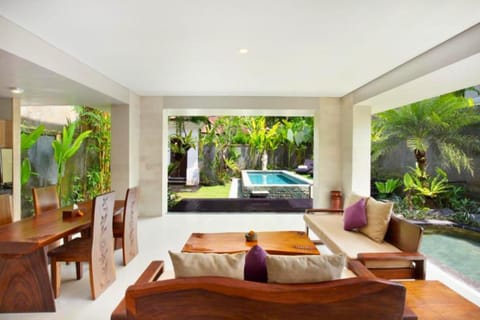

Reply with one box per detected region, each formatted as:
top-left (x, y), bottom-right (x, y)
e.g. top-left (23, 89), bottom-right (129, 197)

top-left (181, 231), bottom-right (319, 255)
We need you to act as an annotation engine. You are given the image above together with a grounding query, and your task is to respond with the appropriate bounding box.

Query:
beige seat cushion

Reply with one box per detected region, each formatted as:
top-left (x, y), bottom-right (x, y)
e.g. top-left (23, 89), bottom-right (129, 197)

top-left (304, 214), bottom-right (411, 268)
top-left (359, 197), bottom-right (393, 243)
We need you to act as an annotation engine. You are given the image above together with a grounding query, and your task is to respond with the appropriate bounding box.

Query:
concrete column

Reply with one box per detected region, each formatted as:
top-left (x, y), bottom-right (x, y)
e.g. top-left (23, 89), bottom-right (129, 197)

top-left (111, 92), bottom-right (140, 200)
top-left (341, 95), bottom-right (371, 198)
top-left (313, 98), bottom-right (343, 208)
top-left (111, 104), bottom-right (129, 198)
top-left (12, 98), bottom-right (21, 221)
top-left (139, 97), bottom-right (165, 216)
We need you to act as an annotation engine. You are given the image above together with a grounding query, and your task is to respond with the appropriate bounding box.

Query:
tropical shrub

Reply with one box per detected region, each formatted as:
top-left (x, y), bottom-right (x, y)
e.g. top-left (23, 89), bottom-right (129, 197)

top-left (375, 178), bottom-right (401, 199)
top-left (52, 121), bottom-right (91, 204)
top-left (403, 167), bottom-right (450, 208)
top-left (76, 106), bottom-right (112, 199)
top-left (20, 125), bottom-right (45, 185)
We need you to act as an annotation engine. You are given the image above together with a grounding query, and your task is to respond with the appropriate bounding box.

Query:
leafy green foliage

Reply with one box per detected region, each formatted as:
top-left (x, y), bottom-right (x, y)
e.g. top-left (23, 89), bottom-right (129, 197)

top-left (404, 168), bottom-right (449, 197)
top-left (246, 116), bottom-right (282, 170)
top-left (20, 125), bottom-right (44, 185)
top-left (280, 118), bottom-right (313, 168)
top-left (75, 106), bottom-right (111, 200)
top-left (372, 93), bottom-right (480, 176)
top-left (52, 121), bottom-right (91, 202)
top-left (375, 178), bottom-right (401, 199)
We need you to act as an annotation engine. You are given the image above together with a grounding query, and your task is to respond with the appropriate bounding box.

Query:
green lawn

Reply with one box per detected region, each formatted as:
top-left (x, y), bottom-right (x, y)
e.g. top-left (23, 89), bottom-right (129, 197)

top-left (177, 183), bottom-right (232, 199)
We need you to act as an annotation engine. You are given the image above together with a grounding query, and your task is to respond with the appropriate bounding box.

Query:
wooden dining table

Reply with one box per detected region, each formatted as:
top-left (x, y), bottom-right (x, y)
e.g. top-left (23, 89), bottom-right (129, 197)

top-left (0, 200), bottom-right (124, 313)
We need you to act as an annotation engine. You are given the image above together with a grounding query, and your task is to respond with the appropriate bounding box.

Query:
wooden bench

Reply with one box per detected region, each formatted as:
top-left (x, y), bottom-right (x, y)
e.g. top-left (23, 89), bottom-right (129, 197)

top-left (305, 209), bottom-right (425, 280)
top-left (112, 260), bottom-right (415, 320)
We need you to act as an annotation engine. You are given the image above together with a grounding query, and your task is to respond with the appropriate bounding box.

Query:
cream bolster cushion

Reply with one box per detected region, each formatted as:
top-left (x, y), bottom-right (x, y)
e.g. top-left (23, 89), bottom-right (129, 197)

top-left (266, 254), bottom-right (346, 284)
top-left (169, 251), bottom-right (245, 280)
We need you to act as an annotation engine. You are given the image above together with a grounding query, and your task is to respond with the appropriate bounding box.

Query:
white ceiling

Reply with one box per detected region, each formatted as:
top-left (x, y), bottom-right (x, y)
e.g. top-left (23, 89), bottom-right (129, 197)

top-left (0, 0), bottom-right (479, 101)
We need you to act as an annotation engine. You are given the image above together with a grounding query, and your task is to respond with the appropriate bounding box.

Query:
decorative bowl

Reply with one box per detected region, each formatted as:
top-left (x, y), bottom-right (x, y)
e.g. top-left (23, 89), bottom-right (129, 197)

top-left (245, 230), bottom-right (258, 242)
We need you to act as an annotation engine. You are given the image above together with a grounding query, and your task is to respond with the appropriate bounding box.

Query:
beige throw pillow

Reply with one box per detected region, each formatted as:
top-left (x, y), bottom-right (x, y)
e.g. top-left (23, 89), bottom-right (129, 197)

top-left (169, 251), bottom-right (245, 280)
top-left (266, 254), bottom-right (346, 284)
top-left (359, 197), bottom-right (393, 243)
top-left (343, 193), bottom-right (367, 210)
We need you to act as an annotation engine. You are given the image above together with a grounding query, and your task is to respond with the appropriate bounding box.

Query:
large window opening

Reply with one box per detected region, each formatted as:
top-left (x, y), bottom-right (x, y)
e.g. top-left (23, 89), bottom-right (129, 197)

top-left (166, 115), bottom-right (315, 213)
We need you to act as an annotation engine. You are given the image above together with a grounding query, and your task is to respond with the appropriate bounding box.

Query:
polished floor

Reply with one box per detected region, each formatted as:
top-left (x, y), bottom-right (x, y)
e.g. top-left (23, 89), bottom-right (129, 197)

top-left (1, 213), bottom-right (479, 319)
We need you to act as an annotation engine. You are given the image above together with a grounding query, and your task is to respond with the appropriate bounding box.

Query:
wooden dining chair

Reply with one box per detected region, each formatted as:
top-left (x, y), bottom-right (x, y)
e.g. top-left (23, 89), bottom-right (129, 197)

top-left (47, 191), bottom-right (116, 299)
top-left (32, 185), bottom-right (73, 248)
top-left (113, 187), bottom-right (139, 266)
top-left (32, 185), bottom-right (60, 215)
top-left (0, 194), bottom-right (13, 225)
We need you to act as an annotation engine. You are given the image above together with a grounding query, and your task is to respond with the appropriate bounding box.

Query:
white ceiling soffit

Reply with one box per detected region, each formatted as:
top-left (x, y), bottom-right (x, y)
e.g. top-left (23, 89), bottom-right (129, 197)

top-left (365, 52), bottom-right (480, 113)
top-left (0, 49), bottom-right (125, 106)
top-left (0, 0), bottom-right (479, 99)
top-left (353, 23), bottom-right (480, 111)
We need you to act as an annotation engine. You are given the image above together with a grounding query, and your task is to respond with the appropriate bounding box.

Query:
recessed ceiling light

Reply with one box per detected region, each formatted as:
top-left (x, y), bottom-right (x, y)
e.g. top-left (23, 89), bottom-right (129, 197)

top-left (239, 48), bottom-right (249, 54)
top-left (9, 87), bottom-right (24, 94)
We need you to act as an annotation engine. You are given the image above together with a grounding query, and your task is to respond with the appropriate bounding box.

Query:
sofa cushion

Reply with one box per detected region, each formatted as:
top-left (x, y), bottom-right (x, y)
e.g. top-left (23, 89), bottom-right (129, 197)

top-left (304, 214), bottom-right (411, 269)
top-left (169, 251), bottom-right (245, 280)
top-left (343, 193), bottom-right (366, 209)
top-left (266, 254), bottom-right (345, 284)
top-left (343, 198), bottom-right (367, 230)
top-left (244, 245), bottom-right (268, 282)
top-left (359, 197), bottom-right (393, 243)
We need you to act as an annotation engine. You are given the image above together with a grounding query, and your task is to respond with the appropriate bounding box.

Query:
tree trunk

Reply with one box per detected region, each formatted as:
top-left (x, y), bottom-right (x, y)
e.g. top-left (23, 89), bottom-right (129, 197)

top-left (261, 150), bottom-right (268, 170)
top-left (414, 149), bottom-right (427, 175)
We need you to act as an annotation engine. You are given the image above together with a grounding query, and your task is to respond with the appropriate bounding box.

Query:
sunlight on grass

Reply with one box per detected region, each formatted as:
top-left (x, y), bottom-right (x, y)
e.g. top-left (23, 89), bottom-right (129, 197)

top-left (177, 183), bottom-right (232, 199)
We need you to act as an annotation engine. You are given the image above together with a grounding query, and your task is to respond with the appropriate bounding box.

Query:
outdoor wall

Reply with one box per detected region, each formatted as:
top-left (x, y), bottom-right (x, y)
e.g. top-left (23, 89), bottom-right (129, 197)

top-left (167, 120), bottom-right (200, 186)
top-left (374, 137), bottom-right (480, 200)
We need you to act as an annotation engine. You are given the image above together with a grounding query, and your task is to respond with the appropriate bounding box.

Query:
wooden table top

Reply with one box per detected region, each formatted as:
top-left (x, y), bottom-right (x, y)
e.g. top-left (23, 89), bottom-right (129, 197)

top-left (0, 199), bottom-right (124, 255)
top-left (401, 280), bottom-right (480, 320)
top-left (182, 231), bottom-right (319, 255)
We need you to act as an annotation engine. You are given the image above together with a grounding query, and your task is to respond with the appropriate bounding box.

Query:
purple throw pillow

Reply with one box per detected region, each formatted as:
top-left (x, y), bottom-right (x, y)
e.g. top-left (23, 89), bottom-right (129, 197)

top-left (343, 198), bottom-right (367, 231)
top-left (244, 245), bottom-right (268, 282)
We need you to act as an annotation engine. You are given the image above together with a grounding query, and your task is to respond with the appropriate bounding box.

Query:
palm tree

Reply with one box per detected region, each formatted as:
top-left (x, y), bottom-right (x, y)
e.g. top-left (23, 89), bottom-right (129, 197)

top-left (372, 93), bottom-right (480, 176)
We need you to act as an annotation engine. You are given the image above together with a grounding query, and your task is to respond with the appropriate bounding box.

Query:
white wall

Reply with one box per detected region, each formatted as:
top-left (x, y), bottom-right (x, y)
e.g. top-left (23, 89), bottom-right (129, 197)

top-left (340, 94), bottom-right (371, 198)
top-left (139, 97), bottom-right (165, 216)
top-left (313, 97), bottom-right (343, 207)
top-left (0, 98), bottom-right (13, 119)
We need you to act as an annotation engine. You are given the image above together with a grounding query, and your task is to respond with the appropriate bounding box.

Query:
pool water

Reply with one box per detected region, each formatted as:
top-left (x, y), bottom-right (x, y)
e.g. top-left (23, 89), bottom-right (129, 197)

top-left (247, 172), bottom-right (305, 185)
top-left (421, 227), bottom-right (480, 286)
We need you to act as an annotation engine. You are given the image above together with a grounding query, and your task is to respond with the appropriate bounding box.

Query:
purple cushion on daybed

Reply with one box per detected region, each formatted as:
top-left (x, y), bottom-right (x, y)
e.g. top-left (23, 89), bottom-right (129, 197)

top-left (343, 198), bottom-right (367, 231)
top-left (244, 245), bottom-right (268, 282)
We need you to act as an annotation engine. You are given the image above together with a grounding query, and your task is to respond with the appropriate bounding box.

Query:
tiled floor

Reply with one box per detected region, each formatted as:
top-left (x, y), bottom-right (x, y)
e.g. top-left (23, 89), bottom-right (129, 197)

top-left (1, 213), bottom-right (479, 319)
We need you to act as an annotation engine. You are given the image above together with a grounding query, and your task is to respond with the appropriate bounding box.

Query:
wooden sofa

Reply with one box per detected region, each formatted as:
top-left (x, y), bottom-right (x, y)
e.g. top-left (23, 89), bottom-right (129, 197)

top-left (304, 208), bottom-right (425, 280)
top-left (112, 260), bottom-right (417, 320)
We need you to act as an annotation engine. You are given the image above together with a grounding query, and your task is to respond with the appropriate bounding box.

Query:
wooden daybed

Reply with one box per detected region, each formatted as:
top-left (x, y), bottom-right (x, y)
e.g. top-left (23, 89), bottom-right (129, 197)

top-left (305, 209), bottom-right (425, 280)
top-left (112, 260), bottom-right (417, 320)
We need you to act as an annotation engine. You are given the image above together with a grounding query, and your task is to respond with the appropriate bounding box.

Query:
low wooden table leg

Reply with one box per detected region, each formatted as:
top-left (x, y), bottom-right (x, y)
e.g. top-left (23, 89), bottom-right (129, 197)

top-left (0, 248), bottom-right (56, 312)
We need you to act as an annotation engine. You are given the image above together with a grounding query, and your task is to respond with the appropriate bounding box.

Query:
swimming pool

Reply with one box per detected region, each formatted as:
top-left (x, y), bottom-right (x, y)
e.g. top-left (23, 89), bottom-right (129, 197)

top-left (241, 170), bottom-right (312, 199)
top-left (421, 226), bottom-right (480, 289)
top-left (246, 171), bottom-right (309, 185)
